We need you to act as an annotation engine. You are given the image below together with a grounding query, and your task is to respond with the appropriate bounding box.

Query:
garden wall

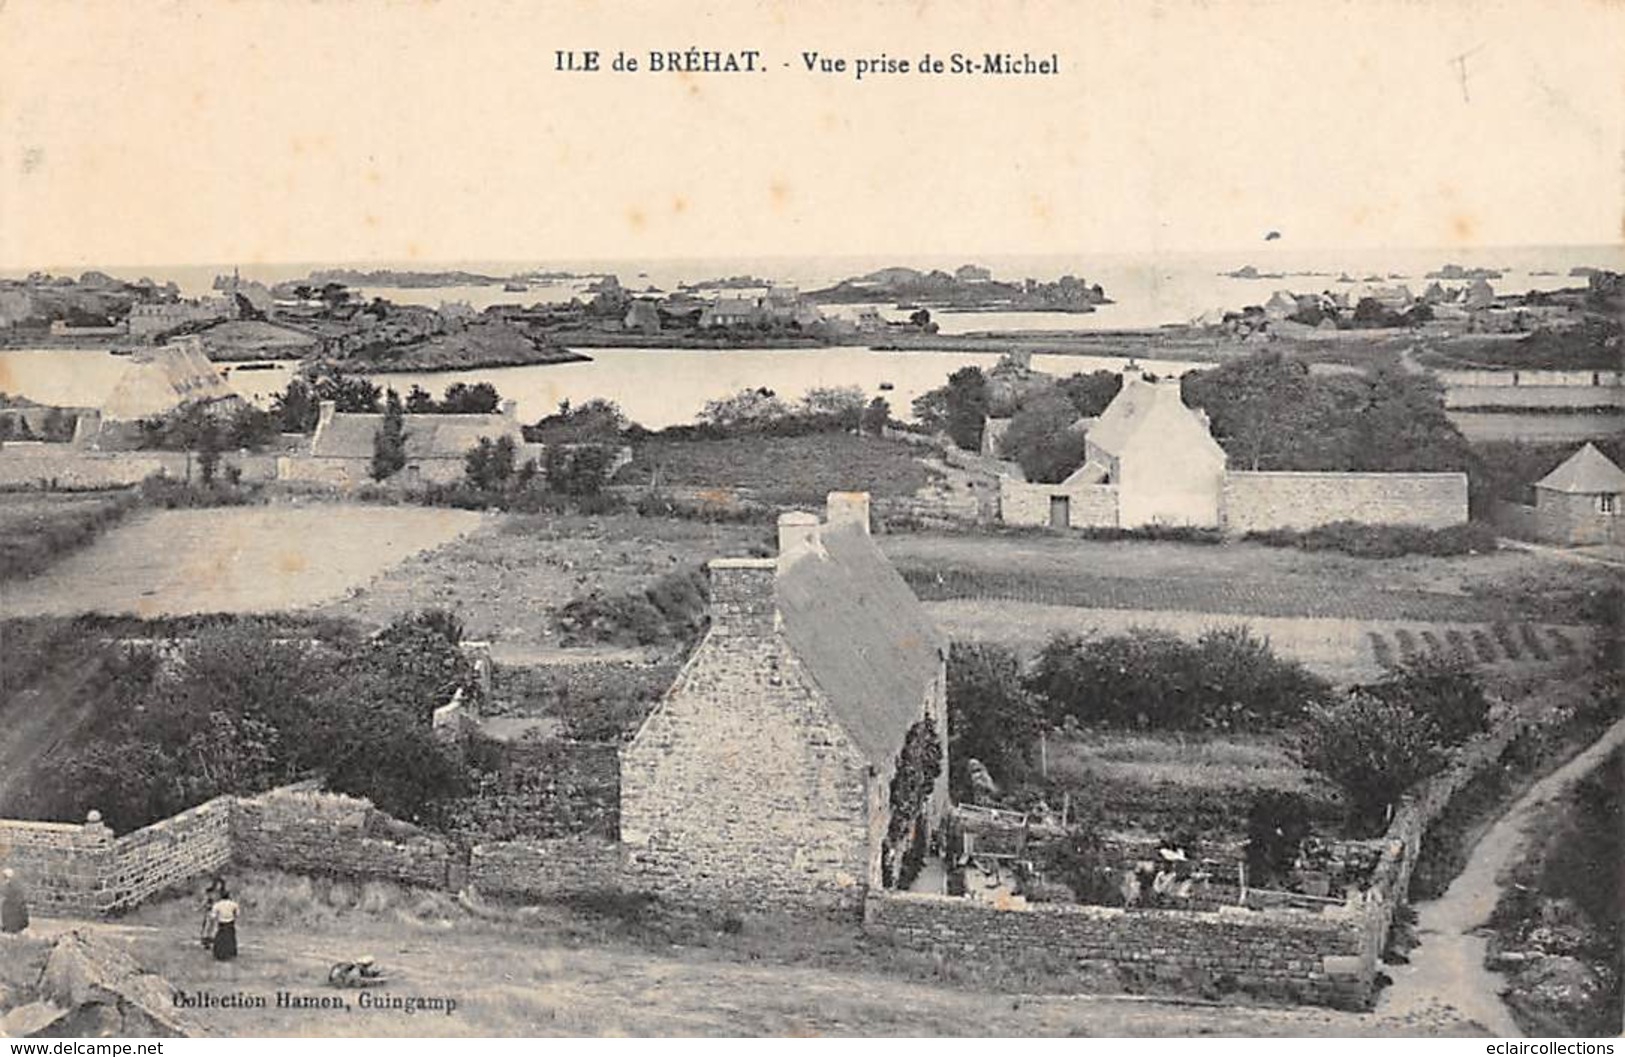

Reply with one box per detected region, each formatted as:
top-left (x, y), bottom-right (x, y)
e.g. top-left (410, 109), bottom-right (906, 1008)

top-left (1222, 472), bottom-right (1468, 533)
top-left (444, 740), bottom-right (622, 840)
top-left (0, 817), bottom-right (113, 917)
top-left (467, 837), bottom-right (629, 899)
top-left (999, 476), bottom-right (1118, 528)
top-left (104, 797), bottom-right (233, 911)
top-left (230, 790), bottom-right (456, 890)
top-left (865, 890), bottom-right (1371, 1008)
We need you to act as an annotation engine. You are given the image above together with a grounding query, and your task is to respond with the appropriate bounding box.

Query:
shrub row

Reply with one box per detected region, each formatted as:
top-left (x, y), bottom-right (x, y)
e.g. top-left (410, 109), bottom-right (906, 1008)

top-left (0, 491), bottom-right (142, 581)
top-left (1244, 520), bottom-right (1498, 558)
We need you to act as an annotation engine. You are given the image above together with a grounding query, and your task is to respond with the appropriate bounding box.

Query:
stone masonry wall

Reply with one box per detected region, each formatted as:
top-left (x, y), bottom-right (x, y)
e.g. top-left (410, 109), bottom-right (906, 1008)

top-left (0, 818), bottom-right (113, 917)
top-left (467, 837), bottom-right (629, 899)
top-left (1222, 472), bottom-right (1468, 533)
top-left (443, 740), bottom-right (622, 841)
top-left (105, 797), bottom-right (233, 911)
top-left (1000, 477), bottom-right (1118, 528)
top-left (865, 891), bottom-right (1370, 1008)
top-left (230, 791), bottom-right (455, 890)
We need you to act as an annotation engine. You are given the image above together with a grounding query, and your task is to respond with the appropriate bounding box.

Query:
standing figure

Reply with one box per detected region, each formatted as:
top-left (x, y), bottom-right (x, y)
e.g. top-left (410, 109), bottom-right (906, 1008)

top-left (0, 868), bottom-right (29, 933)
top-left (204, 885), bottom-right (240, 961)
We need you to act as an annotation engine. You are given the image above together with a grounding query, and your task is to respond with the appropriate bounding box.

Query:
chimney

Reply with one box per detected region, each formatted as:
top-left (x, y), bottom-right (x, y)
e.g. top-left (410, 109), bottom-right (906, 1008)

top-left (316, 400), bottom-right (337, 435)
top-left (707, 558), bottom-right (778, 636)
top-left (499, 399), bottom-right (518, 421)
top-left (825, 491), bottom-right (871, 535)
top-left (777, 510), bottom-right (822, 563)
top-left (70, 409), bottom-right (102, 450)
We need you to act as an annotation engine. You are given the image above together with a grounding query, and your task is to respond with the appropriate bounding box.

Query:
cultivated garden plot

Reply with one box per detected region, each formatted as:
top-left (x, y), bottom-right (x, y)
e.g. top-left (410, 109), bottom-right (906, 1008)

top-left (925, 600), bottom-right (1590, 684)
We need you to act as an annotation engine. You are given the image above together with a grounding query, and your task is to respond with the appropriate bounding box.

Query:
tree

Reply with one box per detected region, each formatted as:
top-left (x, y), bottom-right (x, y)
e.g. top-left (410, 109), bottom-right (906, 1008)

top-left (1001, 389), bottom-right (1089, 482)
top-left (946, 642), bottom-right (1043, 802)
top-left (370, 389), bottom-right (407, 481)
top-left (196, 421), bottom-right (222, 485)
top-left (526, 398), bottom-right (628, 444)
top-left (799, 385), bottom-right (866, 428)
top-left (1300, 692), bottom-right (1448, 835)
top-left (1245, 791), bottom-right (1312, 886)
top-left (1358, 654), bottom-right (1489, 748)
top-left (544, 443), bottom-right (616, 496)
top-left (698, 387), bottom-right (788, 428)
top-left (464, 435), bottom-right (517, 492)
top-left (1057, 370), bottom-right (1123, 418)
top-left (405, 384), bottom-right (436, 413)
top-left (439, 382), bottom-right (501, 414)
top-left (860, 397), bottom-right (891, 436)
top-left (914, 366), bottom-right (993, 451)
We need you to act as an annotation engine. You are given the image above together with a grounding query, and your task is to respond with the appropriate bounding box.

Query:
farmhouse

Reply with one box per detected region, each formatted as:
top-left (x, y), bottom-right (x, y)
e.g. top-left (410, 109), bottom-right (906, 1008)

top-left (1002, 371), bottom-right (1470, 533)
top-left (620, 492), bottom-right (950, 911)
top-left (280, 398), bottom-right (541, 488)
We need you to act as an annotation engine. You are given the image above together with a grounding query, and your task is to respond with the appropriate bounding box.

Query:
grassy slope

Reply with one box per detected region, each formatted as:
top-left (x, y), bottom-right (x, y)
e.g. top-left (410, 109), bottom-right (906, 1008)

top-left (97, 871), bottom-right (1485, 1037)
top-left (616, 433), bottom-right (933, 506)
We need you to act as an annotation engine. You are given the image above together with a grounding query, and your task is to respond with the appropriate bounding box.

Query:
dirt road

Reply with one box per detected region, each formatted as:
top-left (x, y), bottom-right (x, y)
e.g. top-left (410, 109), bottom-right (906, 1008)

top-left (1377, 716), bottom-right (1625, 1036)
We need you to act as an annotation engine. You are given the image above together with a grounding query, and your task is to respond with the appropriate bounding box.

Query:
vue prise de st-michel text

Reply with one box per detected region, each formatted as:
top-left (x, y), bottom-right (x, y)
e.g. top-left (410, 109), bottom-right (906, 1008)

top-left (553, 48), bottom-right (1061, 80)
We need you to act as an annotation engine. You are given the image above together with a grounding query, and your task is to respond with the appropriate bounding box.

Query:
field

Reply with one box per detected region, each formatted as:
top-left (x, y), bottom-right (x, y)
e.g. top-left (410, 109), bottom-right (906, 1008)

top-left (0, 503), bottom-right (483, 619)
top-left (68, 873), bottom-right (1485, 1037)
top-left (615, 432), bottom-right (934, 505)
top-left (311, 512), bottom-right (769, 658)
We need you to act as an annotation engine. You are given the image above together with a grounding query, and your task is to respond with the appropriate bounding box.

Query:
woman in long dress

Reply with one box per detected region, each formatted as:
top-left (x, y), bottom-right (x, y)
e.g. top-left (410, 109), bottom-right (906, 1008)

top-left (204, 886), bottom-right (240, 961)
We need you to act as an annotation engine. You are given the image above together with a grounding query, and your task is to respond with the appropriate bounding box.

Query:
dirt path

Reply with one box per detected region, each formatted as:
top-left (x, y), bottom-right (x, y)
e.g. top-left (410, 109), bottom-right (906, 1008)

top-left (1377, 716), bottom-right (1625, 1036)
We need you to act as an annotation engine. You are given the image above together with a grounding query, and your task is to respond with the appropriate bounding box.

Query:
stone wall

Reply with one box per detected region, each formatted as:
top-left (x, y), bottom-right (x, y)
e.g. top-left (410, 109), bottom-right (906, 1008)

top-left (230, 790), bottom-right (455, 890)
top-left (1222, 472), bottom-right (1468, 533)
top-left (0, 818), bottom-right (112, 917)
top-left (105, 797), bottom-right (232, 911)
top-left (467, 837), bottom-right (629, 899)
top-left (0, 448), bottom-right (185, 489)
top-left (1436, 369), bottom-right (1623, 389)
top-left (1445, 386), bottom-right (1625, 410)
top-left (865, 890), bottom-right (1369, 1008)
top-left (0, 447), bottom-right (279, 490)
top-left (444, 740), bottom-right (621, 841)
top-left (1000, 476), bottom-right (1118, 528)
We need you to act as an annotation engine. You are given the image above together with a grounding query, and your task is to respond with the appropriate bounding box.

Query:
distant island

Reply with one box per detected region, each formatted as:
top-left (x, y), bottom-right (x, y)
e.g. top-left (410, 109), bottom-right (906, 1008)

top-left (306, 268), bottom-right (602, 289)
top-left (1425, 264), bottom-right (1504, 280)
top-left (808, 264), bottom-right (1109, 313)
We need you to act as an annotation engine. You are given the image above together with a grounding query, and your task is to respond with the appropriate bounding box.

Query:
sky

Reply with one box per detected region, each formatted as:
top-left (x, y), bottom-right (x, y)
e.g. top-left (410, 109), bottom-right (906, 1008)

top-left (1, 0), bottom-right (1621, 268)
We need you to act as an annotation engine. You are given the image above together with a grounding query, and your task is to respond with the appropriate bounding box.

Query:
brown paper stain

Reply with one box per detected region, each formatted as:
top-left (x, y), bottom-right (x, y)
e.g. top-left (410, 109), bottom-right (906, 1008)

top-left (769, 179), bottom-right (792, 210)
top-left (405, 242), bottom-right (423, 259)
top-left (0, 360), bottom-right (13, 393)
top-left (1030, 195), bottom-right (1054, 225)
top-left (277, 551), bottom-right (309, 576)
top-left (671, 196), bottom-right (688, 215)
top-left (1450, 213), bottom-right (1479, 243)
top-left (627, 206), bottom-right (648, 232)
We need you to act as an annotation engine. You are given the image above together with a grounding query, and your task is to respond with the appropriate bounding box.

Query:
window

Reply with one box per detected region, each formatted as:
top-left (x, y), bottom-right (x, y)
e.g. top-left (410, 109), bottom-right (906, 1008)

top-left (1601, 494), bottom-right (1618, 515)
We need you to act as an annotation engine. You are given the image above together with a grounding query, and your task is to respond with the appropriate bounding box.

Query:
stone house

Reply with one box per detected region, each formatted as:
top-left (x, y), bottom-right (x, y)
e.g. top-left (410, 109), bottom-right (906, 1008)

top-left (279, 398), bottom-right (542, 488)
top-left (1528, 443), bottom-right (1625, 545)
top-left (620, 492), bottom-right (950, 912)
top-left (1073, 373), bottom-right (1228, 528)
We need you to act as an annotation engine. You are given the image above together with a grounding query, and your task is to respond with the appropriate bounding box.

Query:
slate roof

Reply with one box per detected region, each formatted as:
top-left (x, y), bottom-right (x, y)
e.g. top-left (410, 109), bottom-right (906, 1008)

top-left (774, 520), bottom-right (945, 768)
top-left (1536, 443), bottom-right (1625, 494)
top-left (311, 411), bottom-right (520, 460)
top-left (1084, 377), bottom-right (1225, 464)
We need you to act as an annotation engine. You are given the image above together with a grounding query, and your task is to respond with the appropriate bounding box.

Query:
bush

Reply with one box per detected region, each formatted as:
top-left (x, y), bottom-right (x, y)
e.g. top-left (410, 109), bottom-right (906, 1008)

top-left (946, 642), bottom-right (1042, 802)
top-left (1359, 654), bottom-right (1490, 748)
top-left (1244, 520), bottom-right (1498, 559)
top-left (1300, 692), bottom-right (1449, 835)
top-left (1026, 627), bottom-right (1331, 733)
top-left (555, 566), bottom-right (709, 647)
